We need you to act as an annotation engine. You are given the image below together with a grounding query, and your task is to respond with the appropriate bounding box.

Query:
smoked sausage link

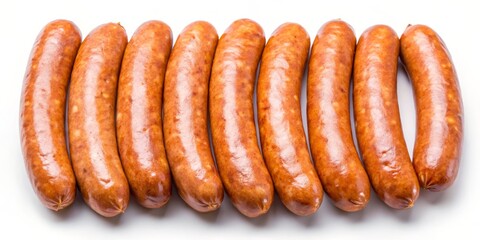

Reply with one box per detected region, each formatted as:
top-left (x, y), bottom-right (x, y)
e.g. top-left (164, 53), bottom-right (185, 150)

top-left (257, 23), bottom-right (323, 216)
top-left (20, 19), bottom-right (81, 211)
top-left (353, 25), bottom-right (419, 209)
top-left (68, 23), bottom-right (129, 217)
top-left (307, 20), bottom-right (371, 212)
top-left (209, 19), bottom-right (274, 217)
top-left (400, 25), bottom-right (463, 192)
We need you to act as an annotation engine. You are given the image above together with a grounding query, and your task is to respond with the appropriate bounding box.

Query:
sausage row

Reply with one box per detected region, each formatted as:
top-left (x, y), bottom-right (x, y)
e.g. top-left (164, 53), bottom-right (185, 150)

top-left (20, 19), bottom-right (463, 217)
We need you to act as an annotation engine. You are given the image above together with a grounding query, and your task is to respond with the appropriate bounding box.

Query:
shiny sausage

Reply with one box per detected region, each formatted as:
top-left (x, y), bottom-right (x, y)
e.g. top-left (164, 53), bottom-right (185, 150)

top-left (20, 19), bottom-right (81, 211)
top-left (353, 25), bottom-right (419, 209)
top-left (307, 20), bottom-right (371, 212)
top-left (163, 21), bottom-right (224, 212)
top-left (68, 23), bottom-right (129, 217)
top-left (116, 21), bottom-right (172, 208)
top-left (400, 25), bottom-right (463, 192)
top-left (257, 23), bottom-right (323, 216)
top-left (209, 19), bottom-right (274, 217)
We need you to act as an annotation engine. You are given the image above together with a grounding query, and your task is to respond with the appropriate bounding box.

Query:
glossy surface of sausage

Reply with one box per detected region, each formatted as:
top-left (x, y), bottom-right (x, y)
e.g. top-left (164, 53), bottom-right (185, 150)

top-left (400, 25), bottom-right (463, 192)
top-left (257, 23), bottom-right (323, 216)
top-left (209, 19), bottom-right (274, 217)
top-left (68, 23), bottom-right (129, 217)
top-left (20, 20), bottom-right (81, 211)
top-left (116, 21), bottom-right (172, 208)
top-left (163, 21), bottom-right (224, 212)
top-left (307, 20), bottom-right (371, 212)
top-left (353, 25), bottom-right (419, 209)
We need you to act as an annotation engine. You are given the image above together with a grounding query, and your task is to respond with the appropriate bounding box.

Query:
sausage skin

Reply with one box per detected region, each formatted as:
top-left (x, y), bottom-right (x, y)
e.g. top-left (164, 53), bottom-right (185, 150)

top-left (307, 20), bottom-right (371, 212)
top-left (20, 19), bottom-right (81, 211)
top-left (68, 23), bottom-right (129, 217)
top-left (116, 21), bottom-right (172, 208)
top-left (209, 19), bottom-right (274, 217)
top-left (400, 25), bottom-right (463, 192)
top-left (257, 23), bottom-right (323, 216)
top-left (353, 25), bottom-right (419, 209)
top-left (163, 21), bottom-right (224, 212)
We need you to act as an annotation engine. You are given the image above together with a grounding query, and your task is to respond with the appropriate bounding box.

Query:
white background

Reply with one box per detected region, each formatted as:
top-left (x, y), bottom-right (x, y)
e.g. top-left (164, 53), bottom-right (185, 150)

top-left (1, 0), bottom-right (478, 239)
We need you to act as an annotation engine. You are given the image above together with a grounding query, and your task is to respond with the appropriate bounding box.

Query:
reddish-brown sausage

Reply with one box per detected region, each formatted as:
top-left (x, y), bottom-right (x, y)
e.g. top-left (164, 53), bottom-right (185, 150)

top-left (257, 23), bottom-right (323, 216)
top-left (163, 21), bottom-right (224, 212)
top-left (68, 23), bottom-right (129, 217)
top-left (307, 20), bottom-right (371, 212)
top-left (400, 25), bottom-right (463, 192)
top-left (353, 25), bottom-right (419, 209)
top-left (20, 20), bottom-right (81, 211)
top-left (209, 19), bottom-right (274, 217)
top-left (116, 21), bottom-right (172, 208)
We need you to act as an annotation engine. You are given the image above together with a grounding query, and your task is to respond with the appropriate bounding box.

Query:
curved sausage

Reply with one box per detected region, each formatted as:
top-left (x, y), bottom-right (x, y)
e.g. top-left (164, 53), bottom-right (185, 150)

top-left (307, 20), bottom-right (371, 212)
top-left (20, 19), bottom-right (81, 211)
top-left (116, 21), bottom-right (172, 208)
top-left (353, 25), bottom-right (419, 209)
top-left (257, 23), bottom-right (323, 216)
top-left (209, 19), bottom-right (274, 217)
top-left (68, 23), bottom-right (129, 217)
top-left (400, 25), bottom-right (463, 192)
top-left (163, 21), bottom-right (224, 212)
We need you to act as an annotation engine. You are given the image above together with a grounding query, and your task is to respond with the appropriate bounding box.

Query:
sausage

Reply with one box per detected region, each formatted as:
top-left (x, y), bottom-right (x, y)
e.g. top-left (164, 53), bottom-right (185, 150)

top-left (257, 23), bottom-right (323, 216)
top-left (20, 20), bottom-right (81, 211)
top-left (209, 19), bottom-right (274, 217)
top-left (353, 25), bottom-right (419, 209)
top-left (68, 23), bottom-right (129, 217)
top-left (307, 20), bottom-right (371, 212)
top-left (116, 21), bottom-right (172, 208)
top-left (400, 25), bottom-right (463, 192)
top-left (163, 21), bottom-right (224, 212)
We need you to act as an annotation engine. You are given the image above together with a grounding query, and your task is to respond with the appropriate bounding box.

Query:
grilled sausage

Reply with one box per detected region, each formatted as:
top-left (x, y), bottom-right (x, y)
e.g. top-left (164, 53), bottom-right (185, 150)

top-left (163, 21), bottom-right (224, 212)
top-left (353, 25), bottom-right (419, 209)
top-left (116, 21), bottom-right (172, 208)
top-left (257, 23), bottom-right (323, 216)
top-left (209, 19), bottom-right (274, 217)
top-left (400, 24), bottom-right (463, 192)
top-left (307, 20), bottom-right (371, 212)
top-left (68, 23), bottom-right (129, 217)
top-left (20, 19), bottom-right (81, 211)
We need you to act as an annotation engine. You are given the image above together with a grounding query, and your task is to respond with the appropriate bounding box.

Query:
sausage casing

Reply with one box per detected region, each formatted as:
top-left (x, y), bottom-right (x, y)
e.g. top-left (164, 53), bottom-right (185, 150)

top-left (68, 23), bottom-right (129, 217)
top-left (163, 21), bottom-right (224, 212)
top-left (257, 23), bottom-right (323, 216)
top-left (353, 25), bottom-right (419, 209)
top-left (209, 19), bottom-right (274, 217)
top-left (400, 25), bottom-right (463, 192)
top-left (116, 21), bottom-right (172, 208)
top-left (20, 19), bottom-right (81, 211)
top-left (307, 20), bottom-right (371, 212)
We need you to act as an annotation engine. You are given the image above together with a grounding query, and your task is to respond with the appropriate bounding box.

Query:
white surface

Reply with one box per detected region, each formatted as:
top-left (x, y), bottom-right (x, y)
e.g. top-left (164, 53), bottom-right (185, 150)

top-left (1, 0), bottom-right (478, 239)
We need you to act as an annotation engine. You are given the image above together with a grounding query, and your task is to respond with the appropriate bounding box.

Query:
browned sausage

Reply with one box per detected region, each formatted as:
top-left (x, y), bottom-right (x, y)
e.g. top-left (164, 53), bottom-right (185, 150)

top-left (68, 23), bottom-right (129, 217)
top-left (307, 20), bottom-right (371, 212)
top-left (400, 25), bottom-right (463, 192)
top-left (163, 21), bottom-right (224, 212)
top-left (257, 23), bottom-right (323, 216)
top-left (20, 20), bottom-right (81, 211)
top-left (116, 21), bottom-right (172, 208)
top-left (353, 25), bottom-right (419, 209)
top-left (209, 19), bottom-right (274, 217)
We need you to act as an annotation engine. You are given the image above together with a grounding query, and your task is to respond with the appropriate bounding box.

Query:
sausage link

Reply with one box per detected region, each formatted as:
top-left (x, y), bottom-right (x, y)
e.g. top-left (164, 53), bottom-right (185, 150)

top-left (307, 20), bottom-right (371, 212)
top-left (400, 25), bottom-right (463, 192)
top-left (353, 25), bottom-right (419, 209)
top-left (20, 20), bottom-right (81, 211)
top-left (209, 19), bottom-right (274, 217)
top-left (116, 21), bottom-right (172, 208)
top-left (257, 23), bottom-right (323, 216)
top-left (163, 21), bottom-right (224, 212)
top-left (68, 23), bottom-right (129, 217)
